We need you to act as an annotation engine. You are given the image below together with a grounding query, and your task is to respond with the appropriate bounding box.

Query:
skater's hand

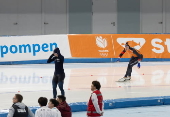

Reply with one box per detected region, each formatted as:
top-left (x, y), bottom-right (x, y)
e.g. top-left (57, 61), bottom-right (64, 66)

top-left (137, 62), bottom-right (140, 69)
top-left (116, 57), bottom-right (121, 62)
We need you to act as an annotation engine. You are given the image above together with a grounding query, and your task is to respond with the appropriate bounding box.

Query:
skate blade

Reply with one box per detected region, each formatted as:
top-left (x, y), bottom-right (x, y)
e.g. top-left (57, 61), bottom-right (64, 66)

top-left (116, 80), bottom-right (126, 82)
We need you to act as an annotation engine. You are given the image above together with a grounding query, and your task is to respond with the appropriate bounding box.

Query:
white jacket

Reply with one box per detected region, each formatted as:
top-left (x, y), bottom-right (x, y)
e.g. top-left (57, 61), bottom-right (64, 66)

top-left (51, 107), bottom-right (61, 117)
top-left (35, 106), bottom-right (61, 117)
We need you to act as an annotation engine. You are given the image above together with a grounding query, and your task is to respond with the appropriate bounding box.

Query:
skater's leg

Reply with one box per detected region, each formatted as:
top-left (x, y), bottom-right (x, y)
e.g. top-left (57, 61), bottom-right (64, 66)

top-left (118, 57), bottom-right (138, 82)
top-left (124, 57), bottom-right (138, 78)
top-left (58, 81), bottom-right (65, 96)
top-left (128, 58), bottom-right (138, 77)
top-left (52, 74), bottom-right (58, 99)
top-left (124, 57), bottom-right (134, 77)
top-left (124, 64), bottom-right (132, 77)
top-left (57, 73), bottom-right (65, 96)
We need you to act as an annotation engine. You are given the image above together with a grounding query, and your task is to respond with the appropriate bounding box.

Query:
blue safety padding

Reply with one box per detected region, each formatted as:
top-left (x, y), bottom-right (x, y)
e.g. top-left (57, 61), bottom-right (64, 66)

top-left (0, 113), bottom-right (7, 117)
top-left (1, 96), bottom-right (170, 117)
top-left (162, 96), bottom-right (170, 105)
top-left (69, 102), bottom-right (87, 112)
top-left (113, 97), bottom-right (164, 108)
top-left (0, 58), bottom-right (170, 65)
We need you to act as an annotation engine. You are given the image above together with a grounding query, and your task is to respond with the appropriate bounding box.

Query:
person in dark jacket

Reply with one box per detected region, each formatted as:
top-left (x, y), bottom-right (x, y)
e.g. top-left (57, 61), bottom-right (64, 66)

top-left (56, 95), bottom-right (71, 117)
top-left (47, 48), bottom-right (65, 99)
top-left (7, 94), bottom-right (34, 117)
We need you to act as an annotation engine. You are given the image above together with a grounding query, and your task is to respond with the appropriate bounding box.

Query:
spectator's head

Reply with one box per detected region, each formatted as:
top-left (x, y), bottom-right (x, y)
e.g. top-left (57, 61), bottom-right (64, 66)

top-left (57, 95), bottom-right (66, 104)
top-left (38, 97), bottom-right (48, 107)
top-left (13, 94), bottom-right (23, 103)
top-left (48, 99), bottom-right (59, 109)
top-left (91, 81), bottom-right (101, 91)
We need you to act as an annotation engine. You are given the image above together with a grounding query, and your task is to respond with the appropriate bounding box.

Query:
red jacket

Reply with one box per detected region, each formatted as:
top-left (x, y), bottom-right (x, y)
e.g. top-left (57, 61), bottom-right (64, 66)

top-left (87, 90), bottom-right (103, 116)
top-left (57, 101), bottom-right (71, 117)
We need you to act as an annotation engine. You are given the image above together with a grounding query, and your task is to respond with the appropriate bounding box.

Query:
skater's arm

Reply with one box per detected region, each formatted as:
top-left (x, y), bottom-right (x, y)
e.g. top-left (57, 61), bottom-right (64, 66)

top-left (119, 49), bottom-right (126, 58)
top-left (91, 93), bottom-right (103, 114)
top-left (47, 54), bottom-right (55, 63)
top-left (132, 49), bottom-right (142, 61)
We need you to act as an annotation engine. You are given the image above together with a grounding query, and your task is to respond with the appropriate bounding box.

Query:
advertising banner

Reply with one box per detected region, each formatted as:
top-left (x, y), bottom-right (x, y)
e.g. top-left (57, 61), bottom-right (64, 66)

top-left (0, 35), bottom-right (71, 62)
top-left (68, 34), bottom-right (170, 58)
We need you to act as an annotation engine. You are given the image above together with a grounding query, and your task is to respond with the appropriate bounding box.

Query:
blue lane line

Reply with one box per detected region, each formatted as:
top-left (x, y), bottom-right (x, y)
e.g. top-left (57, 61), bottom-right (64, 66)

top-left (0, 58), bottom-right (170, 65)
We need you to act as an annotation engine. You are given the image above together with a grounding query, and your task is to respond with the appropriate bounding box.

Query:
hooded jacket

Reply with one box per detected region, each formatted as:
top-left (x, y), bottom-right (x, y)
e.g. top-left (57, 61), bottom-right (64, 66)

top-left (57, 101), bottom-right (71, 117)
top-left (7, 102), bottom-right (34, 117)
top-left (47, 48), bottom-right (64, 74)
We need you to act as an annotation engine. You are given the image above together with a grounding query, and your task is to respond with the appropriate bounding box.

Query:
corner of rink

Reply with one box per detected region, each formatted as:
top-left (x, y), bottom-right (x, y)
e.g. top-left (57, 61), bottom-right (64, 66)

top-left (1, 96), bottom-right (170, 116)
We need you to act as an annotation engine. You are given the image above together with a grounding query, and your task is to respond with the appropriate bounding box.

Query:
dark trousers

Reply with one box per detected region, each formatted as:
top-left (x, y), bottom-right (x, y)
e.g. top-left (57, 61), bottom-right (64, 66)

top-left (124, 57), bottom-right (139, 77)
top-left (52, 73), bottom-right (65, 98)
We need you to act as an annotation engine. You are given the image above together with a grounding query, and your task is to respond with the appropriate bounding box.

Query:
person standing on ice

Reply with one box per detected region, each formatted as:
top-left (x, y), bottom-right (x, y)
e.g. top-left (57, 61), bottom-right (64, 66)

top-left (87, 81), bottom-right (104, 117)
top-left (117, 42), bottom-right (143, 82)
top-left (47, 48), bottom-right (65, 99)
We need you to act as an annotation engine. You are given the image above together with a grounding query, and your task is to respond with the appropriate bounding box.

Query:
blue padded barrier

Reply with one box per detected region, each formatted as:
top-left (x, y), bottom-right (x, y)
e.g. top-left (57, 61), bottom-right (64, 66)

top-left (0, 96), bottom-right (170, 117)
top-left (0, 58), bottom-right (170, 65)
top-left (69, 102), bottom-right (87, 112)
top-left (162, 96), bottom-right (170, 105)
top-left (0, 113), bottom-right (7, 117)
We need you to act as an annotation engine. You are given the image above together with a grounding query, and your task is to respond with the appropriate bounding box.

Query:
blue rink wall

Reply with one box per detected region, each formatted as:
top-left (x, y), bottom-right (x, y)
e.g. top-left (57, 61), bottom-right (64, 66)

top-left (0, 58), bottom-right (170, 65)
top-left (1, 96), bottom-right (170, 117)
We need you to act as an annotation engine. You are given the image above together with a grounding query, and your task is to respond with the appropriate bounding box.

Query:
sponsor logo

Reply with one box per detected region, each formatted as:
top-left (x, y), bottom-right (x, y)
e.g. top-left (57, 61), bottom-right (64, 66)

top-left (117, 38), bottom-right (146, 50)
top-left (96, 36), bottom-right (109, 57)
top-left (0, 43), bottom-right (57, 58)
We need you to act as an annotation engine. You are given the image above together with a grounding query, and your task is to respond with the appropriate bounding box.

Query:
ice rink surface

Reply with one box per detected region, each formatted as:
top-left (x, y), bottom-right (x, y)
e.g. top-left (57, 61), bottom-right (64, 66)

top-left (0, 62), bottom-right (170, 114)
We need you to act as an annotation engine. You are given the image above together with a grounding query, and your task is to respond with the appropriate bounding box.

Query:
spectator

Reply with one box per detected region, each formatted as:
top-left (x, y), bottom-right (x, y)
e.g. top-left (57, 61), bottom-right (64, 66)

top-left (7, 94), bottom-right (34, 117)
top-left (48, 99), bottom-right (61, 117)
top-left (56, 95), bottom-right (71, 117)
top-left (87, 81), bottom-right (104, 117)
top-left (35, 97), bottom-right (53, 117)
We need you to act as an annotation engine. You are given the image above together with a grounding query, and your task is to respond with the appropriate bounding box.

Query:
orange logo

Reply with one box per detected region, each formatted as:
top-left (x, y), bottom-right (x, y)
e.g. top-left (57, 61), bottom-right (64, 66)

top-left (117, 38), bottom-right (146, 50)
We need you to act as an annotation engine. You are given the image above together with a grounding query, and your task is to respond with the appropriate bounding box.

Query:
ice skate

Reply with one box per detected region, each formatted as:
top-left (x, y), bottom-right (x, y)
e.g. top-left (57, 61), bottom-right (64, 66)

top-left (117, 77), bottom-right (126, 82)
top-left (125, 76), bottom-right (131, 80)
